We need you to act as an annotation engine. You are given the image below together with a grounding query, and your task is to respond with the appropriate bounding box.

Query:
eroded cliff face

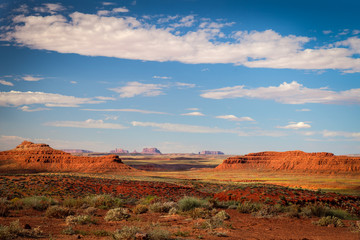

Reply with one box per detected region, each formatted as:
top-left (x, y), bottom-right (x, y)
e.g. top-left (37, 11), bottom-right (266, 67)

top-left (0, 141), bottom-right (135, 173)
top-left (216, 150), bottom-right (360, 173)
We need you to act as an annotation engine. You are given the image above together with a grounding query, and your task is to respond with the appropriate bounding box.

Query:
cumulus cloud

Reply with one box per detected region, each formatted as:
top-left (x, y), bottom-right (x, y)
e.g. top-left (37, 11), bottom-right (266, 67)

top-left (201, 81), bottom-right (360, 105)
top-left (0, 91), bottom-right (103, 107)
top-left (97, 7), bottom-right (129, 16)
top-left (181, 112), bottom-right (205, 116)
top-left (277, 122), bottom-right (311, 130)
top-left (216, 115), bottom-right (255, 122)
top-left (44, 119), bottom-right (127, 129)
top-left (18, 106), bottom-right (50, 112)
top-left (109, 81), bottom-right (165, 98)
top-left (22, 75), bottom-right (43, 81)
top-left (0, 80), bottom-right (13, 86)
top-left (4, 11), bottom-right (360, 72)
top-left (82, 108), bottom-right (168, 114)
top-left (34, 3), bottom-right (65, 14)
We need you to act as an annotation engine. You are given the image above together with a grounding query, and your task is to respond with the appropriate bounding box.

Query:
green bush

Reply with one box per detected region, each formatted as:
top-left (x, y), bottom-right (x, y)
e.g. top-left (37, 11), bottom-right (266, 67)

top-left (84, 194), bottom-right (124, 209)
top-left (313, 216), bottom-right (344, 227)
top-left (45, 206), bottom-right (74, 218)
top-left (178, 197), bottom-right (209, 212)
top-left (104, 208), bottom-right (130, 221)
top-left (21, 196), bottom-right (57, 211)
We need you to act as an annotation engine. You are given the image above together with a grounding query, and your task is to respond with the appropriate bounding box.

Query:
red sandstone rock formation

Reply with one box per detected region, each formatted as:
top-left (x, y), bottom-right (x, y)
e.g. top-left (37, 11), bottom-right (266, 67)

top-left (0, 141), bottom-right (135, 173)
top-left (216, 150), bottom-right (360, 173)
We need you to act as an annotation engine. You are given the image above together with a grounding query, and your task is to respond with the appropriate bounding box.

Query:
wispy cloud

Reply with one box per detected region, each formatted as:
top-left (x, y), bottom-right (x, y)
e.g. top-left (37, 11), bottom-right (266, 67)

top-left (82, 108), bottom-right (168, 115)
top-left (296, 108), bottom-right (311, 112)
top-left (34, 3), bottom-right (65, 14)
top-left (18, 106), bottom-right (50, 112)
top-left (0, 91), bottom-right (103, 107)
top-left (4, 12), bottom-right (360, 72)
top-left (181, 112), bottom-right (205, 116)
top-left (44, 119), bottom-right (128, 129)
top-left (216, 115), bottom-right (255, 122)
top-left (97, 7), bottom-right (129, 16)
top-left (277, 122), bottom-right (311, 130)
top-left (201, 81), bottom-right (360, 105)
top-left (0, 80), bottom-right (13, 86)
top-left (109, 82), bottom-right (165, 98)
top-left (94, 96), bottom-right (116, 101)
top-left (322, 130), bottom-right (360, 139)
top-left (152, 75), bottom-right (172, 79)
top-left (186, 108), bottom-right (199, 111)
top-left (22, 75), bottom-right (43, 81)
top-left (175, 82), bottom-right (196, 88)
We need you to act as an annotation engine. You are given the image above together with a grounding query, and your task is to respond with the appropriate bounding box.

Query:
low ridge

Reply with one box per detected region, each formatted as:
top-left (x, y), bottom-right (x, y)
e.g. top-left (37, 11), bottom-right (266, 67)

top-left (216, 150), bottom-right (360, 173)
top-left (0, 141), bottom-right (135, 173)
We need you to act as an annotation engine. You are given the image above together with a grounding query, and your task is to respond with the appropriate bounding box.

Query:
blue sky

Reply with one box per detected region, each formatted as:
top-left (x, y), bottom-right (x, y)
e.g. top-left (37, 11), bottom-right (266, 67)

top-left (0, 0), bottom-right (359, 154)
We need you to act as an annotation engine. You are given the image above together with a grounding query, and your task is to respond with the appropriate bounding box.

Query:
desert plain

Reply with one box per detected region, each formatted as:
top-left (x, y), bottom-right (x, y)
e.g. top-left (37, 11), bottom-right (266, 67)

top-left (0, 141), bottom-right (359, 240)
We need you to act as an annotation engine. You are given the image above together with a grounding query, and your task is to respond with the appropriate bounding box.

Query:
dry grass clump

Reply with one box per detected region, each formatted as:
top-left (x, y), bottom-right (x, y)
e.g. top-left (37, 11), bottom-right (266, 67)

top-left (0, 220), bottom-right (43, 240)
top-left (65, 215), bottom-right (97, 225)
top-left (178, 196), bottom-right (209, 212)
top-left (0, 198), bottom-right (10, 217)
top-left (149, 201), bottom-right (177, 213)
top-left (21, 196), bottom-right (57, 211)
top-left (237, 201), bottom-right (263, 214)
top-left (45, 205), bottom-right (74, 218)
top-left (104, 208), bottom-right (130, 221)
top-left (312, 216), bottom-right (345, 227)
top-left (133, 204), bottom-right (148, 214)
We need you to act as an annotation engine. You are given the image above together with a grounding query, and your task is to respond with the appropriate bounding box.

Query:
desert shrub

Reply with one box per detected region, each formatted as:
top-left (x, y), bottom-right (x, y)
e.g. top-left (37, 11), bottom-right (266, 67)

top-left (306, 205), bottom-right (354, 219)
top-left (237, 201), bottom-right (263, 213)
top-left (133, 204), bottom-right (148, 214)
top-left (285, 205), bottom-right (301, 218)
top-left (174, 230), bottom-right (190, 237)
top-left (9, 198), bottom-right (23, 210)
top-left (62, 226), bottom-right (89, 236)
top-left (190, 208), bottom-right (211, 219)
top-left (21, 196), bottom-right (57, 211)
top-left (178, 197), bottom-right (209, 212)
top-left (148, 228), bottom-right (171, 240)
top-left (62, 197), bottom-right (85, 208)
top-left (0, 198), bottom-right (10, 217)
top-left (214, 210), bottom-right (230, 221)
top-left (65, 215), bottom-right (97, 225)
top-left (149, 202), bottom-right (177, 213)
top-left (350, 221), bottom-right (360, 232)
top-left (139, 195), bottom-right (159, 205)
top-left (0, 220), bottom-right (43, 239)
top-left (84, 207), bottom-right (98, 216)
top-left (201, 216), bottom-right (224, 231)
top-left (112, 226), bottom-right (140, 240)
top-left (253, 205), bottom-right (282, 218)
top-left (84, 194), bottom-right (124, 209)
top-left (313, 216), bottom-right (344, 227)
top-left (105, 208), bottom-right (130, 221)
top-left (45, 206), bottom-right (74, 218)
top-left (168, 207), bottom-right (177, 215)
top-left (93, 229), bottom-right (111, 237)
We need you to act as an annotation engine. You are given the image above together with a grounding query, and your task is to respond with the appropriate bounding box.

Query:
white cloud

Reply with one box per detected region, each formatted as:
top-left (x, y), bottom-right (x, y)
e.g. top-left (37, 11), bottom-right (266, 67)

top-left (4, 12), bottom-right (360, 72)
top-left (94, 96), bottom-right (116, 100)
top-left (70, 81), bottom-right (77, 84)
top-left (322, 130), bottom-right (360, 139)
top-left (152, 76), bottom-right (172, 79)
top-left (277, 122), bottom-right (311, 130)
top-left (22, 75), bottom-right (43, 81)
top-left (353, 30), bottom-right (360, 35)
top-left (44, 119), bottom-right (127, 129)
top-left (201, 81), bottom-right (360, 105)
top-left (323, 30), bottom-right (332, 35)
top-left (102, 2), bottom-right (115, 6)
top-left (82, 108), bottom-right (168, 115)
top-left (175, 82), bottom-right (196, 88)
top-left (34, 3), bottom-right (65, 14)
top-left (113, 7), bottom-right (129, 13)
top-left (18, 105), bottom-right (50, 112)
top-left (131, 121), bottom-right (235, 134)
top-left (187, 108), bottom-right (199, 111)
top-left (296, 108), bottom-right (311, 112)
top-left (0, 91), bottom-right (103, 107)
top-left (0, 80), bottom-right (13, 86)
top-left (181, 112), bottom-right (205, 116)
top-left (216, 115), bottom-right (255, 122)
top-left (109, 81), bottom-right (165, 98)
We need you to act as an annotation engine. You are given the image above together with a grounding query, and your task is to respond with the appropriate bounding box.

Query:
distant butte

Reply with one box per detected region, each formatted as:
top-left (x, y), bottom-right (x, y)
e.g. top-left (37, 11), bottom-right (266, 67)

top-left (216, 150), bottom-right (360, 173)
top-left (0, 141), bottom-right (135, 173)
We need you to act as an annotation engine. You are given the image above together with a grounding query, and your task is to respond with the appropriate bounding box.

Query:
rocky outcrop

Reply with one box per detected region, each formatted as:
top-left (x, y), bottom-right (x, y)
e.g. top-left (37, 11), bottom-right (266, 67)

top-left (141, 148), bottom-right (162, 154)
top-left (0, 141), bottom-right (135, 173)
top-left (216, 150), bottom-right (360, 173)
top-left (110, 148), bottom-right (129, 154)
top-left (199, 150), bottom-right (224, 155)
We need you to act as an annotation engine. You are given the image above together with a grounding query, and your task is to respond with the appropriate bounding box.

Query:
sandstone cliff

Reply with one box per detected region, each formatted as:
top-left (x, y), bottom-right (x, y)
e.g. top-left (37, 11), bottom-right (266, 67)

top-left (216, 150), bottom-right (360, 173)
top-left (0, 141), bottom-right (135, 173)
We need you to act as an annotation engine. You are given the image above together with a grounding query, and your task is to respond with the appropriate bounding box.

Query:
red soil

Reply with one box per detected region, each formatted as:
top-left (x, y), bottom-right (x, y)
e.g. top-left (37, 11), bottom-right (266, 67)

top-left (216, 150), bottom-right (360, 173)
top-left (0, 141), bottom-right (135, 173)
